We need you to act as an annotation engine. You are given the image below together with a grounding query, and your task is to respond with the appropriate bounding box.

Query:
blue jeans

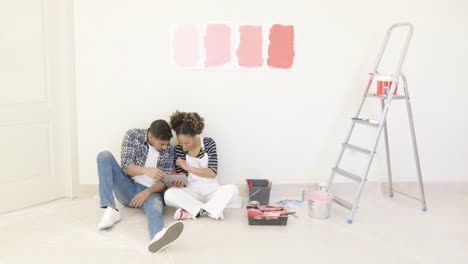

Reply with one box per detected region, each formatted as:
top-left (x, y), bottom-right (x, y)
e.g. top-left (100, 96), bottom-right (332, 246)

top-left (97, 151), bottom-right (164, 239)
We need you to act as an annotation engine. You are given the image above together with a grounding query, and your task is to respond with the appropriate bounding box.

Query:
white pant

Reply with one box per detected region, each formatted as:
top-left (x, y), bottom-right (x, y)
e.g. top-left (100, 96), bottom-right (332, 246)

top-left (164, 184), bottom-right (239, 219)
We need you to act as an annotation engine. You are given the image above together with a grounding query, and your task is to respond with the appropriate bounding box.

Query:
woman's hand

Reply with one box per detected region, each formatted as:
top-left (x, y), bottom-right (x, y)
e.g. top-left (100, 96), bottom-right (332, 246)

top-left (176, 158), bottom-right (190, 171)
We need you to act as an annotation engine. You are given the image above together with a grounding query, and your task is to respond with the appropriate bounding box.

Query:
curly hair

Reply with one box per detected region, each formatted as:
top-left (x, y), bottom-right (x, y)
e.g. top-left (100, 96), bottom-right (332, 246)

top-left (169, 110), bottom-right (205, 136)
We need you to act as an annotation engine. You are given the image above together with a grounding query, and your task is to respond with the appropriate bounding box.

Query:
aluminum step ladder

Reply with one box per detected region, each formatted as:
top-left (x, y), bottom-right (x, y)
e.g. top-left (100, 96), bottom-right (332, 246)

top-left (326, 23), bottom-right (427, 224)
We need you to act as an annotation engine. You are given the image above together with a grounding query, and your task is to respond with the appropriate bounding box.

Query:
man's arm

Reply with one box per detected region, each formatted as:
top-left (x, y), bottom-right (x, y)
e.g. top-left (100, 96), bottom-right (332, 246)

top-left (146, 181), bottom-right (166, 193)
top-left (129, 181), bottom-right (165, 207)
top-left (127, 163), bottom-right (166, 179)
top-left (121, 129), bottom-right (136, 175)
top-left (126, 163), bottom-right (146, 176)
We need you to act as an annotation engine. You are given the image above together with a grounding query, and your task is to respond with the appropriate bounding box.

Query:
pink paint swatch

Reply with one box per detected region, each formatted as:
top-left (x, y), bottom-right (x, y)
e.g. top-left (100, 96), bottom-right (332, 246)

top-left (172, 24), bottom-right (199, 67)
top-left (237, 25), bottom-right (263, 67)
top-left (267, 24), bottom-right (295, 69)
top-left (204, 24), bottom-right (231, 67)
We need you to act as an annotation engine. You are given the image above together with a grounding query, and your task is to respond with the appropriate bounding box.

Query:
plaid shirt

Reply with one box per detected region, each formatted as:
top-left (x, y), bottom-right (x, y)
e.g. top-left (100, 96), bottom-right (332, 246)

top-left (120, 128), bottom-right (174, 175)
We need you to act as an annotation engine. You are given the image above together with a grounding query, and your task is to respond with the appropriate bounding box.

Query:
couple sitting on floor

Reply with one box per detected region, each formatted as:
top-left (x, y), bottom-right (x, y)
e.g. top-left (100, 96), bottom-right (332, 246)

top-left (96, 110), bottom-right (239, 253)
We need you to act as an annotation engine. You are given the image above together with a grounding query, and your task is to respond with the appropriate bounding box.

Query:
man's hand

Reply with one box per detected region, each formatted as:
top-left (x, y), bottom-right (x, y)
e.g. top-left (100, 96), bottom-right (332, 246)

top-left (129, 189), bottom-right (151, 208)
top-left (144, 168), bottom-right (166, 180)
top-left (176, 158), bottom-right (190, 171)
top-left (171, 180), bottom-right (185, 188)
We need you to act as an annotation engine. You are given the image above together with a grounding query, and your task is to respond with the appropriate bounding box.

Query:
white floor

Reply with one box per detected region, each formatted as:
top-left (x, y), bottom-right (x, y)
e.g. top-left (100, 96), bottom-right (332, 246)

top-left (1, 183), bottom-right (467, 264)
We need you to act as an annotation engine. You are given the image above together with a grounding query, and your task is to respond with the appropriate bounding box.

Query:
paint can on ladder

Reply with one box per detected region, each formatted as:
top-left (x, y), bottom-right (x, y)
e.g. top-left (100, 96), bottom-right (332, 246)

top-left (376, 75), bottom-right (398, 95)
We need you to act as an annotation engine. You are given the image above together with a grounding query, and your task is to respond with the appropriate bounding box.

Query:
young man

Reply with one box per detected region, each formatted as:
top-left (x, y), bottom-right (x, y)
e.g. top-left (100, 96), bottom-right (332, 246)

top-left (96, 119), bottom-right (183, 253)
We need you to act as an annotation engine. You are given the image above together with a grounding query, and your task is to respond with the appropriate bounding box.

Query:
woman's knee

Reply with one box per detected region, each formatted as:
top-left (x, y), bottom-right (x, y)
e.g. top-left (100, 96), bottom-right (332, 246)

top-left (163, 188), bottom-right (180, 203)
top-left (222, 184), bottom-right (239, 196)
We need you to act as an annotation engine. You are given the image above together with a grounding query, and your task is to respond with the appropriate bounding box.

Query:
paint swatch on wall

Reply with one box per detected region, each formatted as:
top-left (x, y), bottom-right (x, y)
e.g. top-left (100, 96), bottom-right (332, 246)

top-left (204, 24), bottom-right (231, 67)
top-left (172, 24), bottom-right (199, 67)
top-left (267, 24), bottom-right (295, 69)
top-left (237, 25), bottom-right (263, 68)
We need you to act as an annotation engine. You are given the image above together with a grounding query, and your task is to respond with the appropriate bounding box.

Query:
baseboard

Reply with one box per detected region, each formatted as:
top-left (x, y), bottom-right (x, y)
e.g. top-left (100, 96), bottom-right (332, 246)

top-left (79, 181), bottom-right (468, 199)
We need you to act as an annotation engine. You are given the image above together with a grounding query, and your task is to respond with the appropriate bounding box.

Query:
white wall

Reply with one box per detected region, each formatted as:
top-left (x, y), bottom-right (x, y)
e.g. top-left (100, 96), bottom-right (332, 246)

top-left (75, 0), bottom-right (468, 184)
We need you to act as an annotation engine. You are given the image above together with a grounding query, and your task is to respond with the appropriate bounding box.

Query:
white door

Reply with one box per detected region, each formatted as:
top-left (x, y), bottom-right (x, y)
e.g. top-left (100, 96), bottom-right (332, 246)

top-left (0, 0), bottom-right (77, 213)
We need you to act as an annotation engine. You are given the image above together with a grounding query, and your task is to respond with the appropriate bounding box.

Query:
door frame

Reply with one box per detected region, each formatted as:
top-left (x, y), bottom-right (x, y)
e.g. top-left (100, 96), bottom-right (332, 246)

top-left (43, 0), bottom-right (79, 199)
top-left (53, 0), bottom-right (79, 198)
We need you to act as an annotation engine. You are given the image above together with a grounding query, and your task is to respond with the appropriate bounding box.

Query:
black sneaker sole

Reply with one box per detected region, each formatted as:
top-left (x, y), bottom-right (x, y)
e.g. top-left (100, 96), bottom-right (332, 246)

top-left (148, 221), bottom-right (184, 253)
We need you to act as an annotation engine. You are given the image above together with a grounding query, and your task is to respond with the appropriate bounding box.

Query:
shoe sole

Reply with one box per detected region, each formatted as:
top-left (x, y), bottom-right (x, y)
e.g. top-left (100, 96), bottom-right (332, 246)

top-left (148, 221), bottom-right (184, 253)
top-left (98, 218), bottom-right (121, 229)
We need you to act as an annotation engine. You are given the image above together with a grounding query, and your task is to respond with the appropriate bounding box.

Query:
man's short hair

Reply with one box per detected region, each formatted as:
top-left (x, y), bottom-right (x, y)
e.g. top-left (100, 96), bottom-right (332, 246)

top-left (149, 120), bottom-right (173, 141)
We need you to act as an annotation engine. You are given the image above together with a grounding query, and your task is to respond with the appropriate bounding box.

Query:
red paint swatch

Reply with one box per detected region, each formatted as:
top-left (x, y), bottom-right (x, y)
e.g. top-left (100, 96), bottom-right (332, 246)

top-left (267, 25), bottom-right (294, 69)
top-left (237, 25), bottom-right (263, 67)
top-left (204, 24), bottom-right (231, 67)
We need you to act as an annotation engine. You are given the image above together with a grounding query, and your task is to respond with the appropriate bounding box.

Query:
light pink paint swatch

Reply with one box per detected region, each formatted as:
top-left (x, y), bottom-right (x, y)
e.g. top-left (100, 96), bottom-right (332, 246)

top-left (172, 24), bottom-right (199, 67)
top-left (237, 25), bottom-right (263, 67)
top-left (204, 24), bottom-right (231, 67)
top-left (267, 24), bottom-right (295, 69)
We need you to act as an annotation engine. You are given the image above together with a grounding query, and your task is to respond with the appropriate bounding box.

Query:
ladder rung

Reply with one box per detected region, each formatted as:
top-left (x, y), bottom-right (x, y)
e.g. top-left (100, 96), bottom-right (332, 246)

top-left (343, 143), bottom-right (372, 155)
top-left (333, 167), bottom-right (362, 182)
top-left (332, 195), bottom-right (353, 210)
top-left (352, 117), bottom-right (380, 127)
top-left (367, 94), bottom-right (405, 100)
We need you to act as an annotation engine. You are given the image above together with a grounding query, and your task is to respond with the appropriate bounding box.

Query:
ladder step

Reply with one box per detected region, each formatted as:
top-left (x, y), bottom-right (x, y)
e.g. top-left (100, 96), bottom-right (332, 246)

top-left (333, 167), bottom-right (362, 182)
top-left (367, 93), bottom-right (405, 100)
top-left (352, 117), bottom-right (380, 127)
top-left (332, 195), bottom-right (353, 210)
top-left (343, 143), bottom-right (372, 155)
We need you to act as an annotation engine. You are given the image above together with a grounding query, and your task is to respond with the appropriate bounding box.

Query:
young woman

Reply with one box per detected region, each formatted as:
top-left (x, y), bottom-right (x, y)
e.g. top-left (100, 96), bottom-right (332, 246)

top-left (164, 111), bottom-right (239, 220)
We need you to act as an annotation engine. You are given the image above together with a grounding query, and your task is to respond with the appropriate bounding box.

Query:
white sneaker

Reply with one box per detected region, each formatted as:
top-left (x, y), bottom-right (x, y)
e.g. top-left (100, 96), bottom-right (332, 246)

top-left (210, 212), bottom-right (224, 220)
top-left (173, 208), bottom-right (196, 220)
top-left (148, 221), bottom-right (184, 253)
top-left (97, 207), bottom-right (121, 229)
top-left (200, 209), bottom-right (224, 220)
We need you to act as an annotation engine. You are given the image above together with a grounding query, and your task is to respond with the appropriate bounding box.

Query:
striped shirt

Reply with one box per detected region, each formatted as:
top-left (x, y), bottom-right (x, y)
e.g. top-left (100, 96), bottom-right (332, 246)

top-left (174, 137), bottom-right (218, 175)
top-left (120, 128), bottom-right (174, 175)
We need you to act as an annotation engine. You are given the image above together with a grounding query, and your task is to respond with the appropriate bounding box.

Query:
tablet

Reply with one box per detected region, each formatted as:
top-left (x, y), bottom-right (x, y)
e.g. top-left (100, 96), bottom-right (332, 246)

top-left (162, 173), bottom-right (188, 186)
